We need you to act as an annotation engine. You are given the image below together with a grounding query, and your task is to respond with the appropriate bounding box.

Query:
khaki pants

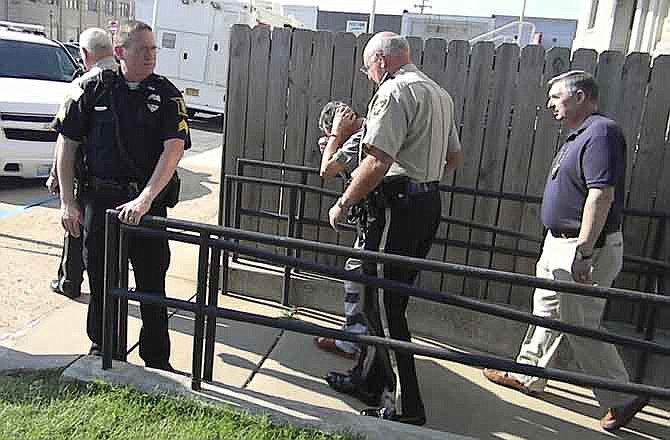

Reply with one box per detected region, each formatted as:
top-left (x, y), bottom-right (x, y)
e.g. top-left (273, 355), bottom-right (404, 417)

top-left (511, 231), bottom-right (636, 409)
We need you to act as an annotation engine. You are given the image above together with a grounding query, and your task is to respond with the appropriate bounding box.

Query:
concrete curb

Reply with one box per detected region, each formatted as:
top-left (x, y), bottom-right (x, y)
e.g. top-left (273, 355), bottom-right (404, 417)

top-left (62, 356), bottom-right (476, 440)
top-left (0, 346), bottom-right (80, 374)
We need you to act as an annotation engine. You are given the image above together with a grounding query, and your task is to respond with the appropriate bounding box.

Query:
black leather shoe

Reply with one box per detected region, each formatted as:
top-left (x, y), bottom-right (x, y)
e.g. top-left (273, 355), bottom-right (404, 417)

top-left (88, 344), bottom-right (102, 356)
top-left (361, 407), bottom-right (426, 426)
top-left (49, 279), bottom-right (61, 293)
top-left (325, 371), bottom-right (380, 406)
top-left (50, 279), bottom-right (81, 299)
top-left (145, 362), bottom-right (175, 373)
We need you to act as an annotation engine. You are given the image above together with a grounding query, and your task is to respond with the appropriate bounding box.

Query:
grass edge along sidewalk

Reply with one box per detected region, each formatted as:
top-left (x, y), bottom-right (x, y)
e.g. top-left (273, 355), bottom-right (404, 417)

top-left (0, 370), bottom-right (361, 440)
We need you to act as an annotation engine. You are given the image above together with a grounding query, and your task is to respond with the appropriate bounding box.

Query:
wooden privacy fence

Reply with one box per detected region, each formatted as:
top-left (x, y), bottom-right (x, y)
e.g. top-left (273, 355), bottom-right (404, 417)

top-left (222, 24), bottom-right (670, 327)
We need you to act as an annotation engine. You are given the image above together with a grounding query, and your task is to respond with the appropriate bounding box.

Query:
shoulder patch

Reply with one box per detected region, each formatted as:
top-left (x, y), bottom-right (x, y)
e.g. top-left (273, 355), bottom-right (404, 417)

top-left (370, 95), bottom-right (390, 118)
top-left (178, 119), bottom-right (189, 133)
top-left (171, 97), bottom-right (189, 118)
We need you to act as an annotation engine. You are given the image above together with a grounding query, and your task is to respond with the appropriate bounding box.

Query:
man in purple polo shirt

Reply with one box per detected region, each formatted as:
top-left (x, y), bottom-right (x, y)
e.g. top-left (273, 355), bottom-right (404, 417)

top-left (482, 71), bottom-right (647, 432)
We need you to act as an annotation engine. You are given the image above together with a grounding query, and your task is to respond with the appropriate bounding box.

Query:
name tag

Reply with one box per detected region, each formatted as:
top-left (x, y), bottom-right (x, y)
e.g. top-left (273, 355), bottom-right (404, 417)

top-left (94, 106), bottom-right (108, 111)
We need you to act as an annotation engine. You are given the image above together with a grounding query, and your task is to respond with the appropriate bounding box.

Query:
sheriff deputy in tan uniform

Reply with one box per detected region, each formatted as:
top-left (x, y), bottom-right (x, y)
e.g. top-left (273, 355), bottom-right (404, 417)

top-left (324, 31), bottom-right (464, 426)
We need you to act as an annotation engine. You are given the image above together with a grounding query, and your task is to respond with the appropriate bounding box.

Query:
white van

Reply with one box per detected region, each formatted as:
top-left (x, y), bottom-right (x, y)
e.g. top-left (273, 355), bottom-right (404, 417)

top-left (152, 0), bottom-right (301, 115)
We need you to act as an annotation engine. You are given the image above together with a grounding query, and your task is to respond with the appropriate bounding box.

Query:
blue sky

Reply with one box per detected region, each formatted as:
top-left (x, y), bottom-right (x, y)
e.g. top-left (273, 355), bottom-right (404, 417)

top-left (283, 0), bottom-right (585, 20)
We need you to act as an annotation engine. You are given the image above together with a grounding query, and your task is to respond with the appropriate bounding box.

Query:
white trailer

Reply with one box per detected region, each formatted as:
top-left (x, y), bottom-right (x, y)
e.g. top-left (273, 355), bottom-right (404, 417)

top-left (152, 0), bottom-right (301, 115)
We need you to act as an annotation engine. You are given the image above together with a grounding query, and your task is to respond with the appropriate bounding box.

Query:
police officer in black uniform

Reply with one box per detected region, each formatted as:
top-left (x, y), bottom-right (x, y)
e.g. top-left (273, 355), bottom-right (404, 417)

top-left (54, 21), bottom-right (190, 370)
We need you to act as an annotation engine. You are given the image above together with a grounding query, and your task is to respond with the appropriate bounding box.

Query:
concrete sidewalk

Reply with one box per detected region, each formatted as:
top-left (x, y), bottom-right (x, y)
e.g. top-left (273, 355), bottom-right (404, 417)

top-left (1, 146), bottom-right (668, 439)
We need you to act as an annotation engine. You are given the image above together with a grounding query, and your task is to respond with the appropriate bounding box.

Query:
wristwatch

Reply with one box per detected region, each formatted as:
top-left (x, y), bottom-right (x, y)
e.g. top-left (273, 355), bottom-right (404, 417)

top-left (575, 249), bottom-right (593, 260)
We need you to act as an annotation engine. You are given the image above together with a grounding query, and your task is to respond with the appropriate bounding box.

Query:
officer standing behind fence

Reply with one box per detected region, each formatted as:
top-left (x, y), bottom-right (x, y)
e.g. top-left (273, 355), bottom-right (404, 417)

top-left (54, 21), bottom-right (190, 370)
top-left (482, 71), bottom-right (647, 432)
top-left (326, 32), bottom-right (463, 425)
top-left (47, 27), bottom-right (118, 299)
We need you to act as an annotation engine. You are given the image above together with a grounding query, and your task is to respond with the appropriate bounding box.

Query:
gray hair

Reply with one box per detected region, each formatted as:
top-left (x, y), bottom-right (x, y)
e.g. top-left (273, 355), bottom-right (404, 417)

top-left (548, 70), bottom-right (599, 101)
top-left (115, 20), bottom-right (152, 48)
top-left (364, 32), bottom-right (410, 62)
top-left (79, 27), bottom-right (112, 53)
top-left (319, 101), bottom-right (350, 133)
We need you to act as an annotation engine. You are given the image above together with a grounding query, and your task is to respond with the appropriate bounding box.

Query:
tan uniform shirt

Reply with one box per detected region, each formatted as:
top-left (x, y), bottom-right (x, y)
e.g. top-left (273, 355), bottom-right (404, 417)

top-left (362, 64), bottom-right (462, 183)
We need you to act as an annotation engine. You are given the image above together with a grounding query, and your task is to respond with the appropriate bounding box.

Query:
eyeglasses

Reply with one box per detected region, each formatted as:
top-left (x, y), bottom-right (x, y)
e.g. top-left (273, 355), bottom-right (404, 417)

top-left (359, 53), bottom-right (382, 75)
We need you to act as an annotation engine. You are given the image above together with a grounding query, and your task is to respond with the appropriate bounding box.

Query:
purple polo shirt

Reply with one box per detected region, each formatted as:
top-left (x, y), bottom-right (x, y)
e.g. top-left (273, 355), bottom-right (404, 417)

top-left (541, 113), bottom-right (626, 232)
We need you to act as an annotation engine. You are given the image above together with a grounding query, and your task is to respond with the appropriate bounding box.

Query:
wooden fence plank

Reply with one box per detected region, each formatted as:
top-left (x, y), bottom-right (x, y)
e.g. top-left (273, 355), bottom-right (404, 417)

top-left (422, 38), bottom-right (447, 85)
top-left (443, 40), bottom-right (469, 127)
top-left (604, 53), bottom-right (649, 318)
top-left (259, 28), bottom-right (291, 246)
top-left (595, 51), bottom-right (625, 119)
top-left (465, 43), bottom-right (519, 299)
top-left (616, 53), bottom-right (651, 196)
top-left (511, 47), bottom-right (571, 311)
top-left (419, 38), bottom-right (448, 292)
top-left (282, 29), bottom-right (314, 242)
top-left (223, 25), bottom-right (251, 177)
top-left (351, 34), bottom-right (374, 117)
top-left (407, 36), bottom-right (423, 67)
top-left (240, 26), bottom-right (270, 234)
top-left (492, 44), bottom-right (545, 305)
top-left (322, 32), bottom-right (357, 266)
top-left (571, 48), bottom-right (598, 74)
top-left (302, 31), bottom-right (335, 262)
top-left (596, 51), bottom-right (649, 319)
top-left (445, 41), bottom-right (494, 296)
top-left (435, 39), bottom-right (469, 293)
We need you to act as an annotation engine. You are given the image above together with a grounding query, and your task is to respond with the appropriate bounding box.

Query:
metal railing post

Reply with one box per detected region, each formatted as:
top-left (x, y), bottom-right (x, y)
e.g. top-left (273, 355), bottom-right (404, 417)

top-left (117, 227), bottom-right (129, 361)
top-left (232, 161), bottom-right (244, 262)
top-left (102, 210), bottom-right (120, 370)
top-left (191, 232), bottom-right (210, 391)
top-left (282, 187), bottom-right (298, 306)
top-left (294, 171), bottom-right (308, 263)
top-left (203, 244), bottom-right (221, 381)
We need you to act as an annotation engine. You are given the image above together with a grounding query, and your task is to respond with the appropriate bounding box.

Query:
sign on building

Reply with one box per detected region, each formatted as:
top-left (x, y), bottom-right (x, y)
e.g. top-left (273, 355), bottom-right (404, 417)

top-left (346, 20), bottom-right (368, 35)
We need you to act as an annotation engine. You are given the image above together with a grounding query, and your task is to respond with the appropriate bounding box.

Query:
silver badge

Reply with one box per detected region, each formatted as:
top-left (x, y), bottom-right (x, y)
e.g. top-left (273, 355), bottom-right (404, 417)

top-left (146, 93), bottom-right (161, 112)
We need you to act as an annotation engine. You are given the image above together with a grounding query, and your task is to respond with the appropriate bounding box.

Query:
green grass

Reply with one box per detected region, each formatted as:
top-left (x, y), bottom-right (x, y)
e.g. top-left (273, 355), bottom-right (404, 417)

top-left (0, 371), bottom-right (360, 440)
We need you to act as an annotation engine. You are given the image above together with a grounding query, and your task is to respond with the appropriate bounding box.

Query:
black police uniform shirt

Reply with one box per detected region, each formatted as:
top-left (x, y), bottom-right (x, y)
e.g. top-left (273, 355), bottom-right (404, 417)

top-left (541, 113), bottom-right (626, 232)
top-left (53, 71), bottom-right (191, 182)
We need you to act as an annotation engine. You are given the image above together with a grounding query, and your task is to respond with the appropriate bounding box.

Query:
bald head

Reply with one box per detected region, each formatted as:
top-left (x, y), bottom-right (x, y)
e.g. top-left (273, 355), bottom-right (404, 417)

top-left (363, 32), bottom-right (411, 70)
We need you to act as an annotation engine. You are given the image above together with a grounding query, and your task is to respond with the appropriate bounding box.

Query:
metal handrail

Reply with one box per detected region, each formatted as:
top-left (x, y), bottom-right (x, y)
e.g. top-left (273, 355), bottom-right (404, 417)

top-left (101, 210), bottom-right (670, 401)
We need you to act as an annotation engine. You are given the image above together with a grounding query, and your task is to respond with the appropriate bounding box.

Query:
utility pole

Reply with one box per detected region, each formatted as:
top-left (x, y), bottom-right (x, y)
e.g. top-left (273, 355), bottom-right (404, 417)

top-left (368, 0), bottom-right (376, 33)
top-left (519, 0), bottom-right (527, 45)
top-left (414, 0), bottom-right (431, 14)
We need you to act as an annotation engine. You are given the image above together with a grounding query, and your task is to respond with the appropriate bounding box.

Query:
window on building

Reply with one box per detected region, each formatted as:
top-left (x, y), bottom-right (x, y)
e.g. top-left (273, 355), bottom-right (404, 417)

top-left (588, 0), bottom-right (599, 29)
top-left (105, 0), bottom-right (114, 15)
top-left (162, 32), bottom-right (176, 49)
top-left (119, 1), bottom-right (130, 17)
top-left (66, 0), bottom-right (79, 9)
top-left (87, 0), bottom-right (97, 11)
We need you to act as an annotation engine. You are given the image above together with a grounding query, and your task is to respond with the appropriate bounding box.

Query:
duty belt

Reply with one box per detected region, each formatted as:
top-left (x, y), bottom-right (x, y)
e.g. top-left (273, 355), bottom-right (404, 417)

top-left (87, 176), bottom-right (140, 195)
top-left (549, 224), bottom-right (621, 248)
top-left (380, 177), bottom-right (440, 198)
